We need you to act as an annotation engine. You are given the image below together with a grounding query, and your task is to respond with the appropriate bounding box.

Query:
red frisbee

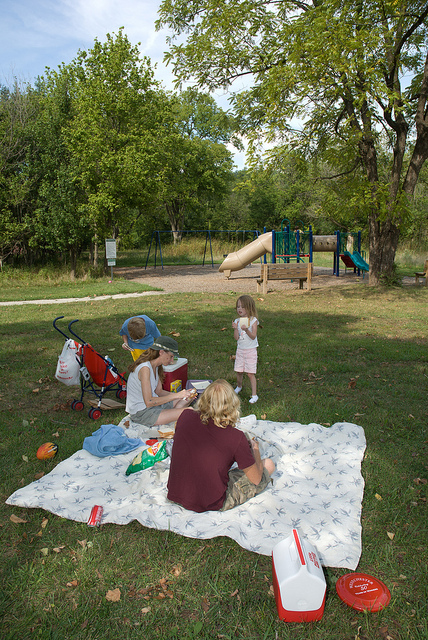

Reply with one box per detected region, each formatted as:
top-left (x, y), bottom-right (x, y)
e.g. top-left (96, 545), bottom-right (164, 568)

top-left (336, 573), bottom-right (391, 612)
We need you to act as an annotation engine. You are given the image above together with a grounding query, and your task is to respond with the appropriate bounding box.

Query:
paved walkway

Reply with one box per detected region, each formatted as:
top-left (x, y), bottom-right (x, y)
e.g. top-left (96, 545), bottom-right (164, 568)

top-left (0, 290), bottom-right (165, 307)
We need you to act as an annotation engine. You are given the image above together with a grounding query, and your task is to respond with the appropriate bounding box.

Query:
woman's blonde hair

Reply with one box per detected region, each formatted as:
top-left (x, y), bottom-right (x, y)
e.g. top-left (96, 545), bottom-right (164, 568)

top-left (197, 379), bottom-right (240, 428)
top-left (128, 348), bottom-right (165, 381)
top-left (236, 295), bottom-right (258, 319)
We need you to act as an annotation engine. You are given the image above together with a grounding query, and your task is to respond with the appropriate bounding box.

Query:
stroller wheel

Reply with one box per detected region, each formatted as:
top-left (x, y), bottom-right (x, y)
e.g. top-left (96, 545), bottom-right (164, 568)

top-left (89, 407), bottom-right (102, 420)
top-left (116, 389), bottom-right (127, 400)
top-left (72, 400), bottom-right (84, 412)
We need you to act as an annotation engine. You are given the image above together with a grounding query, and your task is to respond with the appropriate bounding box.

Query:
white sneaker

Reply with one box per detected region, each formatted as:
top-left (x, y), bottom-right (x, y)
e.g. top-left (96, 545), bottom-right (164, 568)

top-left (234, 386), bottom-right (242, 394)
top-left (249, 395), bottom-right (258, 404)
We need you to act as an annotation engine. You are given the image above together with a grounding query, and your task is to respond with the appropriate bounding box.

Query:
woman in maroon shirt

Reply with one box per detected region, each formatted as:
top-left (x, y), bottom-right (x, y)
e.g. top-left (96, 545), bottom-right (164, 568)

top-left (167, 379), bottom-right (275, 512)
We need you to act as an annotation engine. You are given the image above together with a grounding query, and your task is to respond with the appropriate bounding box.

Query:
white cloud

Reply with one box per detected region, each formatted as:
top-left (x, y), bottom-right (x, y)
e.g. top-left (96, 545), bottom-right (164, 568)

top-left (1, 0), bottom-right (173, 85)
top-left (0, 0), bottom-right (246, 167)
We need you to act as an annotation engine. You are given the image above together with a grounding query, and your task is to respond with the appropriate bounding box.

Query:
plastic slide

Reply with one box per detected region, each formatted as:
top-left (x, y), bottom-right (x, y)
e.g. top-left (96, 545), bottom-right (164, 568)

top-left (345, 250), bottom-right (369, 272)
top-left (218, 232), bottom-right (273, 277)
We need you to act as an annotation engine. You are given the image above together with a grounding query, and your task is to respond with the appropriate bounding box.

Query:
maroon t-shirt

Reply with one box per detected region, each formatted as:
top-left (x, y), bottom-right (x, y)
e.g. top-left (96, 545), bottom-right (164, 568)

top-left (167, 409), bottom-right (255, 512)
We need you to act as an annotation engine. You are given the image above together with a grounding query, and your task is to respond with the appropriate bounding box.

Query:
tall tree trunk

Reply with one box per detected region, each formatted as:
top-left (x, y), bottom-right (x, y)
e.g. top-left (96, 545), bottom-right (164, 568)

top-left (165, 200), bottom-right (184, 244)
top-left (368, 214), bottom-right (400, 286)
top-left (69, 248), bottom-right (77, 280)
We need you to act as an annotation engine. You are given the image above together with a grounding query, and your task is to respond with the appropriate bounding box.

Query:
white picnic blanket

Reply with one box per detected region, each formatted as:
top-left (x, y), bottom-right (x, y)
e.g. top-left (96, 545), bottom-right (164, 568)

top-left (6, 417), bottom-right (366, 569)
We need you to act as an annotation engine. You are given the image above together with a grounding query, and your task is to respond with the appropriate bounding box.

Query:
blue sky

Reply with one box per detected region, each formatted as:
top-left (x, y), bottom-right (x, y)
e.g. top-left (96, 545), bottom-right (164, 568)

top-left (1, 0), bottom-right (246, 167)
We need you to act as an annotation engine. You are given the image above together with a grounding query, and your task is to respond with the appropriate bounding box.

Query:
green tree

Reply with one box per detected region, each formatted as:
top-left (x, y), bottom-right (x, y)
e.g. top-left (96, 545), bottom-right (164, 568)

top-left (154, 89), bottom-right (238, 241)
top-left (0, 81), bottom-right (39, 267)
top-left (157, 0), bottom-right (428, 284)
top-left (64, 30), bottom-right (171, 265)
top-left (27, 68), bottom-right (93, 276)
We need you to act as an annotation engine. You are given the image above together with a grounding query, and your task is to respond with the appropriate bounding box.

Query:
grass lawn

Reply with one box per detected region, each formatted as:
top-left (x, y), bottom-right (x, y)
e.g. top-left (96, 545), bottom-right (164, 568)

top-left (0, 280), bottom-right (427, 639)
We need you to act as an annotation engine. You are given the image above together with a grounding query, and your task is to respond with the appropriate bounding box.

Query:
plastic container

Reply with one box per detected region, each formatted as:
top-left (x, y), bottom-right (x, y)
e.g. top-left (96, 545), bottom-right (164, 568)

top-left (162, 357), bottom-right (188, 392)
top-left (272, 529), bottom-right (326, 622)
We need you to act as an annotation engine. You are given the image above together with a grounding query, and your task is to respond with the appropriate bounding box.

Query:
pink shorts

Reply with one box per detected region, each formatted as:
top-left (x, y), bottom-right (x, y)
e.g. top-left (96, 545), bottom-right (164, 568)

top-left (234, 348), bottom-right (258, 374)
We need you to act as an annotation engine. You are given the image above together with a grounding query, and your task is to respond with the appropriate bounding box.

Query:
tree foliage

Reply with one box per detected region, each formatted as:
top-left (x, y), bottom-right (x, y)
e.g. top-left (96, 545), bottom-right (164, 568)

top-left (157, 0), bottom-right (428, 284)
top-left (0, 31), bottom-right (240, 270)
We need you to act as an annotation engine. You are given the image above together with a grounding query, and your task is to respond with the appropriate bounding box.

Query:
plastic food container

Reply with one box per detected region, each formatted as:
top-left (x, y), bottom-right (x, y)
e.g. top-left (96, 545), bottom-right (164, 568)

top-left (272, 529), bottom-right (326, 622)
top-left (162, 357), bottom-right (188, 391)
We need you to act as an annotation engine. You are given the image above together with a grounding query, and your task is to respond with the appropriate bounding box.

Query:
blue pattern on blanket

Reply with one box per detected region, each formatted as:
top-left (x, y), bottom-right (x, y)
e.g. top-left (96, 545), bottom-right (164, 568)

top-left (6, 419), bottom-right (366, 569)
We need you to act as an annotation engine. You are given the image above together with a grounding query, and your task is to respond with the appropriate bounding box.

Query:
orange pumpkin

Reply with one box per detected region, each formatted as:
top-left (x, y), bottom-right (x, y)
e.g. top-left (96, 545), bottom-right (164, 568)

top-left (36, 442), bottom-right (58, 460)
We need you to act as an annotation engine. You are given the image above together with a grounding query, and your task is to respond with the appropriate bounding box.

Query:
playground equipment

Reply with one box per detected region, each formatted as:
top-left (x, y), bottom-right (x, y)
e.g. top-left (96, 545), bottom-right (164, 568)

top-left (218, 226), bottom-right (367, 278)
top-left (218, 232), bottom-right (273, 277)
top-left (343, 250), bottom-right (369, 274)
top-left (145, 229), bottom-right (260, 269)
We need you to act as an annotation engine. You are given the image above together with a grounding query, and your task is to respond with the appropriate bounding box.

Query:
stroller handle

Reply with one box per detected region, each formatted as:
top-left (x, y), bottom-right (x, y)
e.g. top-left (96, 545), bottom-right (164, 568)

top-left (68, 319), bottom-right (86, 344)
top-left (53, 316), bottom-right (69, 340)
top-left (53, 316), bottom-right (84, 342)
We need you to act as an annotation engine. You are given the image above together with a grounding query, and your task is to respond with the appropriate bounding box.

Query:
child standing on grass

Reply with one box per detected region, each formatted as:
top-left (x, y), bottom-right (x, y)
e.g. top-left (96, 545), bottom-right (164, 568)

top-left (120, 315), bottom-right (161, 361)
top-left (232, 295), bottom-right (259, 404)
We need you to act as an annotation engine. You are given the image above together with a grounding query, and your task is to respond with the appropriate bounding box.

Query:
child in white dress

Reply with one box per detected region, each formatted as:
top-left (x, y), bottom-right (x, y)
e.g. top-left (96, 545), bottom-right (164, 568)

top-left (232, 295), bottom-right (259, 404)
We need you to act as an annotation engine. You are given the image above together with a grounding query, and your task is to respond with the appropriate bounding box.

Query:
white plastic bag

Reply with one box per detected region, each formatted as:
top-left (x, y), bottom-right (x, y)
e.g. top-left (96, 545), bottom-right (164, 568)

top-left (55, 339), bottom-right (81, 386)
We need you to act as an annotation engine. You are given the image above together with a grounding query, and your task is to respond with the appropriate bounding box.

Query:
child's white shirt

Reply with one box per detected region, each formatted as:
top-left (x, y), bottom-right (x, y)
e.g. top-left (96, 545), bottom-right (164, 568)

top-left (235, 317), bottom-right (259, 349)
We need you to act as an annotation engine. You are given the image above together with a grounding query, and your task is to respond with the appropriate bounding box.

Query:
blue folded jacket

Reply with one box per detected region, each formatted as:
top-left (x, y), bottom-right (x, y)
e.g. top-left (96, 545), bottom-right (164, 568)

top-left (83, 424), bottom-right (143, 457)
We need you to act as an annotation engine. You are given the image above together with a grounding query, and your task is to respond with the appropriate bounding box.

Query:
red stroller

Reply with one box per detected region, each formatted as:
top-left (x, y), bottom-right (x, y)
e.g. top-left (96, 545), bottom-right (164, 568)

top-left (53, 316), bottom-right (127, 420)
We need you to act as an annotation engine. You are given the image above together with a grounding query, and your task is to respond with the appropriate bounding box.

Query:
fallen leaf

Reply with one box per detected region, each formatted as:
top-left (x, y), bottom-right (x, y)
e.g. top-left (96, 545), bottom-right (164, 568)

top-left (53, 546), bottom-right (65, 553)
top-left (22, 455), bottom-right (29, 462)
top-left (52, 431), bottom-right (60, 438)
top-left (77, 539), bottom-right (87, 548)
top-left (41, 517), bottom-right (48, 529)
top-left (201, 597), bottom-right (210, 612)
top-left (414, 478), bottom-right (427, 485)
top-left (106, 588), bottom-right (121, 602)
top-left (261, 413), bottom-right (267, 420)
top-left (171, 565), bottom-right (182, 577)
top-left (141, 607), bottom-right (151, 614)
top-left (34, 472), bottom-right (45, 480)
top-left (67, 580), bottom-right (78, 587)
top-left (40, 548), bottom-right (49, 556)
top-left (230, 589), bottom-right (239, 597)
top-left (323, 423), bottom-right (331, 426)
top-left (375, 493), bottom-right (383, 501)
top-left (387, 531), bottom-right (395, 540)
top-left (22, 420), bottom-right (29, 427)
top-left (348, 379), bottom-right (357, 389)
top-left (10, 514), bottom-right (27, 524)
top-left (408, 414), bottom-right (415, 419)
top-left (32, 388), bottom-right (40, 393)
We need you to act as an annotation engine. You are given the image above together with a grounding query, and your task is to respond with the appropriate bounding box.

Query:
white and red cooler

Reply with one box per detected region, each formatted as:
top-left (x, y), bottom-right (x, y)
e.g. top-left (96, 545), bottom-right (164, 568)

top-left (272, 529), bottom-right (326, 622)
top-left (162, 357), bottom-right (188, 392)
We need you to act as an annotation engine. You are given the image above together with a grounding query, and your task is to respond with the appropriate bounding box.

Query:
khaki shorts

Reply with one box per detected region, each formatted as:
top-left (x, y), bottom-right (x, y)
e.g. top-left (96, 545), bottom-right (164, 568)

top-left (130, 401), bottom-right (174, 427)
top-left (220, 467), bottom-right (272, 511)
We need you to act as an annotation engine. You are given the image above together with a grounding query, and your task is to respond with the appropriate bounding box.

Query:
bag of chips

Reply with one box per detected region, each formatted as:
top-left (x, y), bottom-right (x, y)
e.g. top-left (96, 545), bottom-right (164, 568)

top-left (125, 440), bottom-right (169, 476)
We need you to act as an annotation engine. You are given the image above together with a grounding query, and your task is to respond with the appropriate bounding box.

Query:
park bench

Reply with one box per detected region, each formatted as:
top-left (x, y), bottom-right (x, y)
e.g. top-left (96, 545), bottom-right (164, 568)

top-left (414, 259), bottom-right (428, 286)
top-left (256, 262), bottom-right (313, 294)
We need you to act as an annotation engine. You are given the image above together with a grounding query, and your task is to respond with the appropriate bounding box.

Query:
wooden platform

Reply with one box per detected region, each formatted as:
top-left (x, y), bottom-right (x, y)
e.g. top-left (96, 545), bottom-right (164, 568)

top-left (257, 263), bottom-right (313, 294)
top-left (88, 398), bottom-right (125, 410)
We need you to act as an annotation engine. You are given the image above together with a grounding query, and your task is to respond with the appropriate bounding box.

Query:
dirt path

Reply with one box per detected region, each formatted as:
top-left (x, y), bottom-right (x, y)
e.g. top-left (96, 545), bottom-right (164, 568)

top-left (114, 263), bottom-right (371, 294)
